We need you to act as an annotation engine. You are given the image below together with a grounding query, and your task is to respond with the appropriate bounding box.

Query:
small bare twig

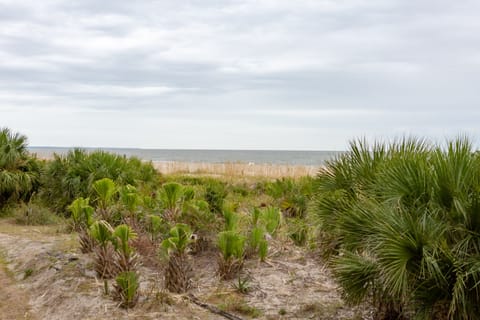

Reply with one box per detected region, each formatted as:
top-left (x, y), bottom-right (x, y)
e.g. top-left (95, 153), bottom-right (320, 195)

top-left (186, 293), bottom-right (245, 320)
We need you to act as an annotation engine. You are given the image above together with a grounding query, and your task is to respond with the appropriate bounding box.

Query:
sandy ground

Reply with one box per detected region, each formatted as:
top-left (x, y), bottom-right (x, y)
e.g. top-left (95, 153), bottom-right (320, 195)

top-left (0, 220), bottom-right (368, 320)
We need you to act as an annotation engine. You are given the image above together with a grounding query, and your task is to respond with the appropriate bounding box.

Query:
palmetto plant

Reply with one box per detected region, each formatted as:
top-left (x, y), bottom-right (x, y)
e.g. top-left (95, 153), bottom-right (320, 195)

top-left (247, 226), bottom-right (268, 262)
top-left (260, 206), bottom-right (282, 236)
top-left (159, 182), bottom-right (184, 221)
top-left (223, 209), bottom-right (239, 231)
top-left (112, 224), bottom-right (139, 274)
top-left (0, 128), bottom-right (41, 208)
top-left (309, 137), bottom-right (480, 319)
top-left (68, 197), bottom-right (95, 253)
top-left (145, 214), bottom-right (163, 242)
top-left (89, 220), bottom-right (116, 278)
top-left (161, 223), bottom-right (194, 293)
top-left (40, 149), bottom-right (158, 213)
top-left (265, 177), bottom-right (314, 218)
top-left (217, 230), bottom-right (245, 280)
top-left (114, 271), bottom-right (140, 309)
top-left (119, 184), bottom-right (140, 220)
top-left (93, 178), bottom-right (117, 223)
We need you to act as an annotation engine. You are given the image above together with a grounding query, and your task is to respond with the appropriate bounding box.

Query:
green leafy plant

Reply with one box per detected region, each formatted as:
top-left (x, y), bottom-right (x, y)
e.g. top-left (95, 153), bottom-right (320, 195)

top-left (145, 214), bottom-right (163, 242)
top-left (0, 128), bottom-right (41, 209)
top-left (14, 200), bottom-right (59, 226)
top-left (217, 230), bottom-right (245, 279)
top-left (246, 225), bottom-right (268, 261)
top-left (69, 197), bottom-right (95, 253)
top-left (161, 223), bottom-right (193, 293)
top-left (260, 206), bottom-right (281, 236)
top-left (159, 182), bottom-right (184, 221)
top-left (40, 149), bottom-right (158, 213)
top-left (114, 271), bottom-right (140, 309)
top-left (204, 180), bottom-right (227, 214)
top-left (223, 210), bottom-right (239, 231)
top-left (93, 178), bottom-right (117, 222)
top-left (233, 276), bottom-right (251, 294)
top-left (89, 220), bottom-right (116, 278)
top-left (112, 224), bottom-right (139, 274)
top-left (179, 199), bottom-right (218, 253)
top-left (119, 184), bottom-right (140, 220)
top-left (309, 137), bottom-right (480, 318)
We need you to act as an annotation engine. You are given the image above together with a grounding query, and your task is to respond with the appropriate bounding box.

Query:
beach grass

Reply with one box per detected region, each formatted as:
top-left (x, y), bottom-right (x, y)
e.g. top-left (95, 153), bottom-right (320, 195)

top-left (152, 161), bottom-right (322, 178)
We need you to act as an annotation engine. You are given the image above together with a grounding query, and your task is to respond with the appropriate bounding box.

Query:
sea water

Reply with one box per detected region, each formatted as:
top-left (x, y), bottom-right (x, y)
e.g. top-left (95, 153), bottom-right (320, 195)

top-left (28, 147), bottom-right (343, 165)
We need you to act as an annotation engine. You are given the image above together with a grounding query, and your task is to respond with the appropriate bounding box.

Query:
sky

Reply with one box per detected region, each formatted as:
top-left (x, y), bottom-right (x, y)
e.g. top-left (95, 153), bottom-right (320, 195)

top-left (1, 0), bottom-right (480, 150)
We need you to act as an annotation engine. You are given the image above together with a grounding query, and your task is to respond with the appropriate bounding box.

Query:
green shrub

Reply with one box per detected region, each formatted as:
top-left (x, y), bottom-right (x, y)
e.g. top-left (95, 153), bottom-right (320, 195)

top-left (265, 177), bottom-right (314, 218)
top-left (0, 128), bottom-right (41, 209)
top-left (14, 201), bottom-right (60, 225)
top-left (217, 230), bottom-right (245, 279)
top-left (40, 149), bottom-right (158, 213)
top-left (204, 180), bottom-right (227, 214)
top-left (309, 137), bottom-right (480, 319)
top-left (260, 206), bottom-right (281, 236)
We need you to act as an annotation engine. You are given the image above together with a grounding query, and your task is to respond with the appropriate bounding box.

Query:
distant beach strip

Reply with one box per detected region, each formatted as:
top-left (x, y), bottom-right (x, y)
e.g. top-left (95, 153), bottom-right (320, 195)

top-left (29, 147), bottom-right (342, 177)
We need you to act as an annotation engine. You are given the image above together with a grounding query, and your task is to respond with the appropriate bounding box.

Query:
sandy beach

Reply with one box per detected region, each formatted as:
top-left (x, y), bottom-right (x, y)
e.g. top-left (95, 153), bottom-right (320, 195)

top-left (151, 160), bottom-right (322, 178)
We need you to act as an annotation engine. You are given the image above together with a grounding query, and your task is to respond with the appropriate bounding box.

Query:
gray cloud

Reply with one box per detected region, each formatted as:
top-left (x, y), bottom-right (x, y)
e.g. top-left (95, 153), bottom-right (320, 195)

top-left (1, 0), bottom-right (480, 149)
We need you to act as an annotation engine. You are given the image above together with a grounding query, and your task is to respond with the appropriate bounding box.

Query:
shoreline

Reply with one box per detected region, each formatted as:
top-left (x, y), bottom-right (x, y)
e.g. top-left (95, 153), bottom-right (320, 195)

top-left (35, 155), bottom-right (322, 177)
top-left (151, 160), bottom-right (322, 177)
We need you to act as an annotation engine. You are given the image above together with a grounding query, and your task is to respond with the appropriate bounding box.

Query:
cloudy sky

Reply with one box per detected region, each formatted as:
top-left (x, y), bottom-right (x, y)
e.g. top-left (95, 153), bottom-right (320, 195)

top-left (1, 0), bottom-right (479, 150)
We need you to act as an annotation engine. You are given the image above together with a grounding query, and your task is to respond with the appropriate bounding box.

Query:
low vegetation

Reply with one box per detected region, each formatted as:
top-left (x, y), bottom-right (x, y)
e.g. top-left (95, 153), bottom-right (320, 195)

top-left (309, 137), bottom-right (480, 319)
top-left (2, 127), bottom-right (480, 319)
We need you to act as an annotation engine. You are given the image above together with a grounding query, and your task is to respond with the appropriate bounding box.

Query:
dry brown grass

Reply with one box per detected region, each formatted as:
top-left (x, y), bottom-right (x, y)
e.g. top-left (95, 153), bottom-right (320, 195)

top-left (152, 161), bottom-right (322, 178)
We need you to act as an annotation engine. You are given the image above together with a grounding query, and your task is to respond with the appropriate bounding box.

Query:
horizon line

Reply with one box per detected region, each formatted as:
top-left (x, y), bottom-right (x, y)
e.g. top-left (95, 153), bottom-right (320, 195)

top-left (28, 146), bottom-right (346, 152)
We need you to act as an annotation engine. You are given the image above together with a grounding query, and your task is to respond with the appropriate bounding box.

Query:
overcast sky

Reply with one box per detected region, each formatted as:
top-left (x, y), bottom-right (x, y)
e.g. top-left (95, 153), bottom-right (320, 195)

top-left (1, 0), bottom-right (479, 150)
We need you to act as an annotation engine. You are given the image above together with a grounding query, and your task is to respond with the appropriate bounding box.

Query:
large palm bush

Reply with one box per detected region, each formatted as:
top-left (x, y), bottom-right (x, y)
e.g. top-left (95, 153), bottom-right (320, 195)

top-left (0, 128), bottom-right (41, 209)
top-left (309, 137), bottom-right (480, 319)
top-left (41, 149), bottom-right (158, 213)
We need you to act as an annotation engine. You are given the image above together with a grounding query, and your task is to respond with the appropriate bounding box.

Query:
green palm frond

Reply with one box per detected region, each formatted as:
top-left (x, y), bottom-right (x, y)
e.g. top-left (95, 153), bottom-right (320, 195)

top-left (90, 220), bottom-right (114, 246)
top-left (161, 223), bottom-right (193, 256)
top-left (93, 178), bottom-right (117, 209)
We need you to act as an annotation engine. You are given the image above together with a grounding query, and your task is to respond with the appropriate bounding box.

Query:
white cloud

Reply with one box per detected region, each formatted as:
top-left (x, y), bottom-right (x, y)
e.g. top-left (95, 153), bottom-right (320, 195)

top-left (1, 0), bottom-right (480, 149)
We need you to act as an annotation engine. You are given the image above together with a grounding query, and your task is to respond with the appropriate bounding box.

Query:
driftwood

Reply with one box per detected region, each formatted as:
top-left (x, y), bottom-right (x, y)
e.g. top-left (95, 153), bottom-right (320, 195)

top-left (186, 293), bottom-right (245, 320)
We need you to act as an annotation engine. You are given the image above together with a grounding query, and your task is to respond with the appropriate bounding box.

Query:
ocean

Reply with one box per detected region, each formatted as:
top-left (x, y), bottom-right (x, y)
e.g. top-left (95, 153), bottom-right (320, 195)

top-left (28, 147), bottom-right (343, 166)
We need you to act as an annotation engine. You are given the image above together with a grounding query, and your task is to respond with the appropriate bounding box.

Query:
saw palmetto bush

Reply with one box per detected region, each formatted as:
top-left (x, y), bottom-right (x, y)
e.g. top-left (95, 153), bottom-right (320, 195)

top-left (309, 137), bottom-right (480, 319)
top-left (217, 230), bottom-right (245, 280)
top-left (259, 206), bottom-right (282, 236)
top-left (68, 197), bottom-right (95, 253)
top-left (204, 179), bottom-right (227, 215)
top-left (0, 128), bottom-right (41, 209)
top-left (40, 149), bottom-right (158, 213)
top-left (112, 224), bottom-right (140, 274)
top-left (265, 177), bottom-right (314, 218)
top-left (90, 220), bottom-right (117, 278)
top-left (161, 223), bottom-right (194, 293)
top-left (93, 178), bottom-right (119, 223)
top-left (119, 184), bottom-right (141, 222)
top-left (159, 182), bottom-right (185, 221)
top-left (179, 199), bottom-right (218, 253)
